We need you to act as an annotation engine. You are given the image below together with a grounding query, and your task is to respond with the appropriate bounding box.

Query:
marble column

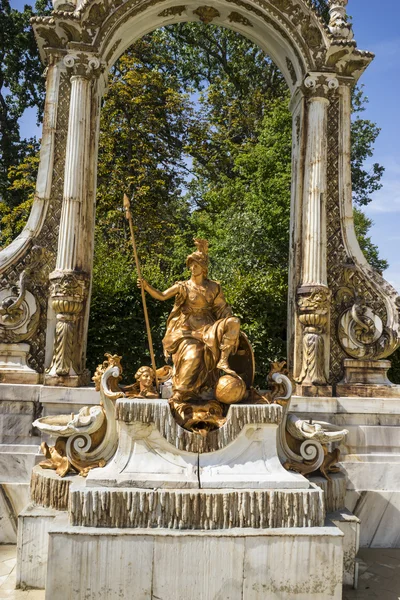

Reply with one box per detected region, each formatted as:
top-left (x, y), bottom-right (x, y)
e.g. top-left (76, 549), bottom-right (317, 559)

top-left (296, 74), bottom-right (338, 396)
top-left (46, 54), bottom-right (102, 386)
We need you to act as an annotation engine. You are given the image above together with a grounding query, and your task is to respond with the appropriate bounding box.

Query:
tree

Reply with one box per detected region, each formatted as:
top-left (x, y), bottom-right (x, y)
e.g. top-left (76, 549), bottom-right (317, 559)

top-left (0, 0), bottom-right (50, 209)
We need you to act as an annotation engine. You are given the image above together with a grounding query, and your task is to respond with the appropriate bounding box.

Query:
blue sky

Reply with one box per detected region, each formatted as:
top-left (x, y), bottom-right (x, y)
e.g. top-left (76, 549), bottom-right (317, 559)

top-left (349, 0), bottom-right (400, 293)
top-left (9, 0), bottom-right (400, 292)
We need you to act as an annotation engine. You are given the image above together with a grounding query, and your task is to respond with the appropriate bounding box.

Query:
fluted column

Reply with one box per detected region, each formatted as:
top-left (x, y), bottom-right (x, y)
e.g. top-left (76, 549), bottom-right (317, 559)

top-left (46, 53), bottom-right (102, 386)
top-left (296, 73), bottom-right (338, 394)
top-left (56, 75), bottom-right (91, 272)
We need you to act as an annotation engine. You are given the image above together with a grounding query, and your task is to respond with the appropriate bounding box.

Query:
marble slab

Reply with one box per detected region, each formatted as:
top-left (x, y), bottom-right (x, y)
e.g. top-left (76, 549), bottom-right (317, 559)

top-left (0, 445), bottom-right (41, 484)
top-left (16, 505), bottom-right (62, 590)
top-left (199, 424), bottom-right (309, 489)
top-left (45, 515), bottom-right (344, 600)
top-left (346, 490), bottom-right (400, 548)
top-left (86, 422), bottom-right (199, 488)
top-left (0, 483), bottom-right (30, 544)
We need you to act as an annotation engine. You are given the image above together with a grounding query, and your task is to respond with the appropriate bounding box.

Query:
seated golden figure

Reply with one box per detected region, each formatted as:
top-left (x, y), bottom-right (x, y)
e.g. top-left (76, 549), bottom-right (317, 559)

top-left (139, 240), bottom-right (251, 419)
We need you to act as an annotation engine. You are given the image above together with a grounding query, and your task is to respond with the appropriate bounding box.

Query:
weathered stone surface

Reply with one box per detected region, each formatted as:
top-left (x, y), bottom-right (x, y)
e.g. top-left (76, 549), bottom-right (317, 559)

top-left (69, 485), bottom-right (325, 530)
top-left (45, 516), bottom-right (344, 600)
top-left (16, 504), bottom-right (61, 590)
top-left (310, 472), bottom-right (347, 512)
top-left (30, 465), bottom-right (80, 511)
top-left (115, 398), bottom-right (282, 453)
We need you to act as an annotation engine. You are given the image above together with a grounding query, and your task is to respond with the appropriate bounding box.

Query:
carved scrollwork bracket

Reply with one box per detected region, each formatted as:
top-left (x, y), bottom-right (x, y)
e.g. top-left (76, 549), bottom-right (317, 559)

top-left (296, 287), bottom-right (331, 386)
top-left (34, 355), bottom-right (121, 477)
top-left (0, 271), bottom-right (40, 344)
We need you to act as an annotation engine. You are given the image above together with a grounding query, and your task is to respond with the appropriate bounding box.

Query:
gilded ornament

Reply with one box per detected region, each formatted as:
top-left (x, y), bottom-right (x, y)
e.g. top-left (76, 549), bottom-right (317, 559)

top-left (139, 239), bottom-right (254, 433)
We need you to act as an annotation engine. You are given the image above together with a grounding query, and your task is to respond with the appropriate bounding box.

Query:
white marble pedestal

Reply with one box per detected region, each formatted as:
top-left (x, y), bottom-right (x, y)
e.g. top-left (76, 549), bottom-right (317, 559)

top-left (45, 514), bottom-right (344, 600)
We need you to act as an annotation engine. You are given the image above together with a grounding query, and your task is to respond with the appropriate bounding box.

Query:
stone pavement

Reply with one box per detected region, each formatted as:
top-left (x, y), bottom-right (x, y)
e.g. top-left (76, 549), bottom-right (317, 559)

top-left (344, 549), bottom-right (400, 600)
top-left (1, 544), bottom-right (399, 599)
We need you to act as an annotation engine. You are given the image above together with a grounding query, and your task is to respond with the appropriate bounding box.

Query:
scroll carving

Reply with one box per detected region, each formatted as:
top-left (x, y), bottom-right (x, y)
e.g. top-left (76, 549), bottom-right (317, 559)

top-left (34, 354), bottom-right (121, 476)
top-left (297, 288), bottom-right (330, 386)
top-left (47, 273), bottom-right (89, 378)
top-left (336, 267), bottom-right (399, 360)
top-left (266, 363), bottom-right (348, 480)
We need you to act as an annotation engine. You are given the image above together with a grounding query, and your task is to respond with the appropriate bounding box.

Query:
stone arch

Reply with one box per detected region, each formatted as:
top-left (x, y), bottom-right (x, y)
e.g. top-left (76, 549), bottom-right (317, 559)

top-left (0, 0), bottom-right (398, 398)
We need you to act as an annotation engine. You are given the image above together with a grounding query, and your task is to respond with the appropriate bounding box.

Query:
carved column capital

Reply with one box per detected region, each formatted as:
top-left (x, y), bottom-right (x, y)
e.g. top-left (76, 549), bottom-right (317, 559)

top-left (303, 73), bottom-right (339, 100)
top-left (297, 286), bottom-right (331, 333)
top-left (63, 52), bottom-right (104, 80)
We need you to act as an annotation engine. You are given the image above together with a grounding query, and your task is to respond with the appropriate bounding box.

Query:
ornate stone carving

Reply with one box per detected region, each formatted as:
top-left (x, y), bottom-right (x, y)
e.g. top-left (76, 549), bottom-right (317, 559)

top-left (34, 359), bottom-right (119, 476)
top-left (193, 5), bottom-right (220, 23)
top-left (63, 52), bottom-right (103, 78)
top-left (297, 288), bottom-right (330, 385)
top-left (47, 273), bottom-right (89, 378)
top-left (336, 267), bottom-right (399, 360)
top-left (0, 271), bottom-right (39, 344)
top-left (228, 11), bottom-right (253, 27)
top-left (303, 72), bottom-right (339, 99)
top-left (286, 57), bottom-right (297, 84)
top-left (283, 415), bottom-right (348, 480)
top-left (328, 0), bottom-right (353, 40)
top-left (70, 486), bottom-right (325, 529)
top-left (158, 5), bottom-right (186, 17)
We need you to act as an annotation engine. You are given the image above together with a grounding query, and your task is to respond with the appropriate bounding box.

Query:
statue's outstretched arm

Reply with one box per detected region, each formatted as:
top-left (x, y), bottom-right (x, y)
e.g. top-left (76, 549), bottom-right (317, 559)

top-left (138, 280), bottom-right (179, 301)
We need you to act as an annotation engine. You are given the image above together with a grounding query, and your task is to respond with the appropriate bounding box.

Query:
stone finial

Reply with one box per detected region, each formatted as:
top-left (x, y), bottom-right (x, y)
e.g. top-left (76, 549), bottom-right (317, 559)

top-left (328, 0), bottom-right (354, 40)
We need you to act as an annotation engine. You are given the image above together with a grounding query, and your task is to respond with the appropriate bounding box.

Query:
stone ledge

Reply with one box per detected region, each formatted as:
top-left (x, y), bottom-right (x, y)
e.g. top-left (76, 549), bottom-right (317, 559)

top-left (69, 484), bottom-right (325, 530)
top-left (115, 398), bottom-right (282, 453)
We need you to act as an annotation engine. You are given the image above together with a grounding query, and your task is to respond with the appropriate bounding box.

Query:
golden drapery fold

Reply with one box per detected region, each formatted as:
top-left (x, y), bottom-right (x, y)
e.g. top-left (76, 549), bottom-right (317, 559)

top-left (162, 280), bottom-right (240, 401)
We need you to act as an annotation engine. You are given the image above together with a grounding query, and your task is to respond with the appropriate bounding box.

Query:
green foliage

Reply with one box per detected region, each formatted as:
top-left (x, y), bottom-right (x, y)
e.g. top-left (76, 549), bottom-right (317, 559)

top-left (0, 0), bottom-right (51, 206)
top-left (353, 208), bottom-right (388, 273)
top-left (351, 87), bottom-right (385, 206)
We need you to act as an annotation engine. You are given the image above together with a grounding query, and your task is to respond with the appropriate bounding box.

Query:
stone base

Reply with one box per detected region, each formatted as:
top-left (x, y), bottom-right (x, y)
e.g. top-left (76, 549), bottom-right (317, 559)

top-left (16, 504), bottom-right (61, 590)
top-left (336, 383), bottom-right (400, 398)
top-left (337, 359), bottom-right (400, 397)
top-left (0, 482), bottom-right (30, 544)
top-left (44, 515), bottom-right (344, 599)
top-left (30, 465), bottom-right (82, 511)
top-left (0, 343), bottom-right (40, 384)
top-left (44, 369), bottom-right (91, 388)
top-left (295, 384), bottom-right (333, 397)
top-left (329, 509), bottom-right (360, 587)
top-left (0, 445), bottom-right (40, 543)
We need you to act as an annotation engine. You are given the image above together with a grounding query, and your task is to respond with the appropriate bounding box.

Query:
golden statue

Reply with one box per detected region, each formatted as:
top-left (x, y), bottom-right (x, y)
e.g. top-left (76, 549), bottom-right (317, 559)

top-left (139, 239), bottom-right (253, 431)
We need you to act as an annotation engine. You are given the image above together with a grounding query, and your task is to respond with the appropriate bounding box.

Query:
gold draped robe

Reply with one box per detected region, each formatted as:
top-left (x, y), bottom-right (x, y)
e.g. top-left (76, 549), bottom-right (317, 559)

top-left (162, 280), bottom-right (239, 400)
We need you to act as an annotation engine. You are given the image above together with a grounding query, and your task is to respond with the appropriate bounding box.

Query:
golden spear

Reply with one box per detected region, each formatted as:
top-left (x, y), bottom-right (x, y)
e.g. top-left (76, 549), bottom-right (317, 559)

top-left (123, 194), bottom-right (159, 393)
